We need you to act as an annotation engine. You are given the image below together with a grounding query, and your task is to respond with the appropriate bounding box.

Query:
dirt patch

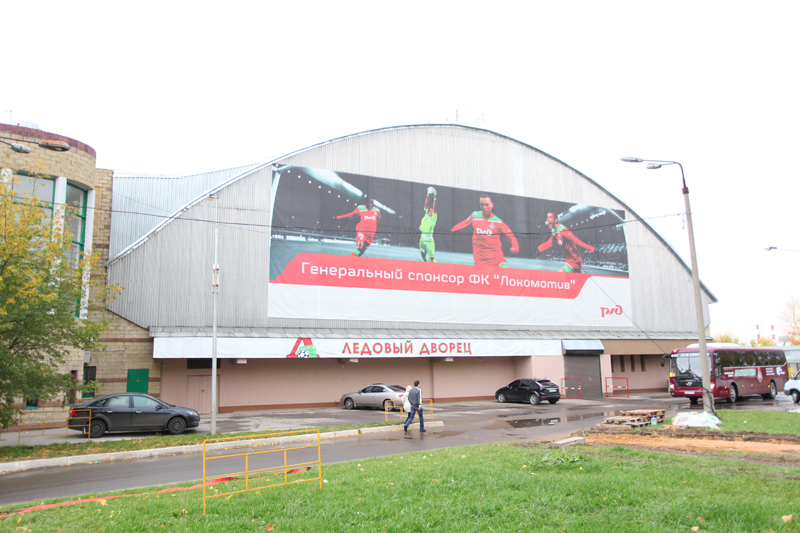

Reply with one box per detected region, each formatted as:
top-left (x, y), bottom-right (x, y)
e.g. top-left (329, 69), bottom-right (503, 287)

top-left (571, 425), bottom-right (800, 464)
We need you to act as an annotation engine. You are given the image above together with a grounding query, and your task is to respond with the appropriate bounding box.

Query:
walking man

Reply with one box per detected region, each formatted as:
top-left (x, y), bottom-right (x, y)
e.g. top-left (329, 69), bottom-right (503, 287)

top-left (404, 380), bottom-right (426, 433)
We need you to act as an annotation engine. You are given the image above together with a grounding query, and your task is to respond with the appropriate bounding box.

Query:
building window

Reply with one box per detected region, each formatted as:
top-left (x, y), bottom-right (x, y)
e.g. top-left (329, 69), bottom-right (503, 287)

top-left (11, 173), bottom-right (89, 315)
top-left (65, 183), bottom-right (87, 266)
top-left (640, 355), bottom-right (646, 372)
top-left (13, 172), bottom-right (55, 222)
top-left (619, 355), bottom-right (625, 372)
top-left (630, 355), bottom-right (636, 372)
top-left (83, 365), bottom-right (97, 398)
top-left (25, 398), bottom-right (39, 409)
top-left (187, 359), bottom-right (221, 369)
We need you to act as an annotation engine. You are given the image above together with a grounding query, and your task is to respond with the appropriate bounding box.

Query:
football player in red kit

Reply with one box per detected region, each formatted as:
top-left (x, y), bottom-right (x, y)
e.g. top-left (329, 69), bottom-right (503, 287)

top-left (336, 198), bottom-right (381, 257)
top-left (537, 212), bottom-right (594, 273)
top-left (451, 195), bottom-right (519, 267)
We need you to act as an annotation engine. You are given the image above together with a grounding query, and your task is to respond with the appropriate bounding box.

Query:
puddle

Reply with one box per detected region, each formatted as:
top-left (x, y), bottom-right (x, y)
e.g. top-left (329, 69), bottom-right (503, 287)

top-left (433, 430), bottom-right (464, 437)
top-left (506, 417), bottom-right (562, 428)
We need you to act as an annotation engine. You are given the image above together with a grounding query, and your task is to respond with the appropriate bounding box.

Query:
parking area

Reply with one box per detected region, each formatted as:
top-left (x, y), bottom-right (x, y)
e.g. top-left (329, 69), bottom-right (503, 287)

top-left (2, 391), bottom-right (796, 448)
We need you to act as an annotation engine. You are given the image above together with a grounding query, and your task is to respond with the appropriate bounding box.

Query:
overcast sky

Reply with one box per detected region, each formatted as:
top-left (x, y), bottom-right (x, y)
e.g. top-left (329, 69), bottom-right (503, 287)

top-left (4, 2), bottom-right (799, 343)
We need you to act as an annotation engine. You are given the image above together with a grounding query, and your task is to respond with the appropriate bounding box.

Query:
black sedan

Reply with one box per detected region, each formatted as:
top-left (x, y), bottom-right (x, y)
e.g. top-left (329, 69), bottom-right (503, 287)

top-left (496, 379), bottom-right (561, 405)
top-left (69, 393), bottom-right (200, 438)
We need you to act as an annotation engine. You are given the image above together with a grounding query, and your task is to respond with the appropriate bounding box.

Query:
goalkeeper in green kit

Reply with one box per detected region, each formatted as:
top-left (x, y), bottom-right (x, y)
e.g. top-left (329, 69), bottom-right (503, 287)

top-left (419, 187), bottom-right (438, 262)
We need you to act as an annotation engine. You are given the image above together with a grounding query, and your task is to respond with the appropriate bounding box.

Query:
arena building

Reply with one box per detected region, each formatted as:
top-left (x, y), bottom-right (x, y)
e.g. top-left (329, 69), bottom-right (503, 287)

top-left (101, 124), bottom-right (716, 412)
top-left (2, 123), bottom-right (717, 414)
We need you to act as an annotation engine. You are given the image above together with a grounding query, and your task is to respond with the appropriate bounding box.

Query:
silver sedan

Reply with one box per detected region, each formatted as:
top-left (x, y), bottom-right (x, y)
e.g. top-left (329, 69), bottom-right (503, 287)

top-left (339, 384), bottom-right (407, 410)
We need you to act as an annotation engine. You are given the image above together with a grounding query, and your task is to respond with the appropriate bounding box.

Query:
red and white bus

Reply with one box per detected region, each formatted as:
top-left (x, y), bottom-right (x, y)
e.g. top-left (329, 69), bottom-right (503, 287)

top-left (662, 345), bottom-right (790, 404)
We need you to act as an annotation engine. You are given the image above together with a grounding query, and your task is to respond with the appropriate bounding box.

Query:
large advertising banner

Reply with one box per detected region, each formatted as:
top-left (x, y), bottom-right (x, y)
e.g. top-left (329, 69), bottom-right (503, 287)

top-left (268, 165), bottom-right (631, 327)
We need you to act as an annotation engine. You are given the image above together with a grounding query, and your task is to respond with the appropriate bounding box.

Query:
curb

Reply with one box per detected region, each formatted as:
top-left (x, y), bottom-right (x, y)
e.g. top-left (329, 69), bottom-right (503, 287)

top-left (0, 421), bottom-right (444, 474)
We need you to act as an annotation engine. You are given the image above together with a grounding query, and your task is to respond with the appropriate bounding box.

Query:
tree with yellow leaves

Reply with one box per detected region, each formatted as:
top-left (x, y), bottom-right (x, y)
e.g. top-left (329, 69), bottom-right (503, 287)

top-left (0, 170), bottom-right (119, 429)
top-left (781, 296), bottom-right (800, 345)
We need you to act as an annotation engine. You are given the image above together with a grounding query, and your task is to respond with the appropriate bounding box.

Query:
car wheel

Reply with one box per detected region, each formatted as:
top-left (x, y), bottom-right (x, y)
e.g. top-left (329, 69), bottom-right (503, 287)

top-left (497, 392), bottom-right (507, 403)
top-left (762, 381), bottom-right (777, 400)
top-left (689, 397), bottom-right (699, 405)
top-left (344, 397), bottom-right (355, 410)
top-left (791, 390), bottom-right (800, 404)
top-left (167, 417), bottom-right (187, 435)
top-left (90, 419), bottom-right (107, 439)
top-left (728, 383), bottom-right (738, 403)
top-left (383, 399), bottom-right (395, 411)
top-left (528, 392), bottom-right (541, 405)
top-left (548, 399), bottom-right (558, 405)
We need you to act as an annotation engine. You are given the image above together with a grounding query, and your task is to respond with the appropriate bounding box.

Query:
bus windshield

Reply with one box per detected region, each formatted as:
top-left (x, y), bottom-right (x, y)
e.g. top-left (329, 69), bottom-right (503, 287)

top-left (670, 352), bottom-right (703, 381)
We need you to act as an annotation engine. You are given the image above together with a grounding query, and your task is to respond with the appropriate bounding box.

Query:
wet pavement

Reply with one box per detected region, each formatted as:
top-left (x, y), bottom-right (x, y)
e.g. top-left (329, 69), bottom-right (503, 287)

top-left (2, 391), bottom-right (796, 448)
top-left (1, 392), bottom-right (798, 507)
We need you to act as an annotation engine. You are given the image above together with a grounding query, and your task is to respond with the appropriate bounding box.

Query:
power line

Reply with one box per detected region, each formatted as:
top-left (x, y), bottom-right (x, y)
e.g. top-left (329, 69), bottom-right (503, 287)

top-left (0, 191), bottom-right (687, 238)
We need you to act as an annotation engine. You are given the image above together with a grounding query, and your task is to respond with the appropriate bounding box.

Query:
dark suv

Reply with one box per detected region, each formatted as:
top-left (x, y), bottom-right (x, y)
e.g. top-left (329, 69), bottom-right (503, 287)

top-left (495, 379), bottom-right (561, 405)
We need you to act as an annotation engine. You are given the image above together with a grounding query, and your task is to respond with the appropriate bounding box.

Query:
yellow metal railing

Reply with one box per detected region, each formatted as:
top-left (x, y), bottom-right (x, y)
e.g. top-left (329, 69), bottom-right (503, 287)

top-left (202, 429), bottom-right (322, 514)
top-left (385, 399), bottom-right (433, 423)
top-left (17, 409), bottom-right (91, 445)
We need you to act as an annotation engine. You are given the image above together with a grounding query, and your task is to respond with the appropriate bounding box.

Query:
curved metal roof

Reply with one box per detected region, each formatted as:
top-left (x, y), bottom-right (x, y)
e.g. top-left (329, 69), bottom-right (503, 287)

top-left (106, 123), bottom-right (715, 301)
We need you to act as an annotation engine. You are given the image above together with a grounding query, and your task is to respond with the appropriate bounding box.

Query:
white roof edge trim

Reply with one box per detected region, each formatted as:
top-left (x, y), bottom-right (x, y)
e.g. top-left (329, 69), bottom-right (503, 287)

top-left (106, 162), bottom-right (274, 265)
top-left (113, 162), bottom-right (263, 179)
top-left (103, 124), bottom-right (716, 301)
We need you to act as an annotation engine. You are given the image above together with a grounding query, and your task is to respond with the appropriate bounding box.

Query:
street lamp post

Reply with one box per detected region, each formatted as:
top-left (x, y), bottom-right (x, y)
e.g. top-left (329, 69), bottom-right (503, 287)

top-left (208, 194), bottom-right (220, 435)
top-left (621, 157), bottom-right (715, 414)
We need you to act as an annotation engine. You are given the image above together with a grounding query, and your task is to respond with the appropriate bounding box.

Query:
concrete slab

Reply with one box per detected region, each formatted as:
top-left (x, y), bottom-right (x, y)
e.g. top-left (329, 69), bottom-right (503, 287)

top-left (359, 426), bottom-right (399, 434)
top-left (18, 457), bottom-right (68, 470)
top-left (550, 436), bottom-right (586, 448)
top-left (330, 429), bottom-right (359, 438)
top-left (0, 462), bottom-right (20, 473)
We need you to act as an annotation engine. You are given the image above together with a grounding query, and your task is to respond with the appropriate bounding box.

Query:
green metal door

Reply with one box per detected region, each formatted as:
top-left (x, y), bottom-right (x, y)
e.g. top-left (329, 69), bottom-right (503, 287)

top-left (127, 369), bottom-right (149, 393)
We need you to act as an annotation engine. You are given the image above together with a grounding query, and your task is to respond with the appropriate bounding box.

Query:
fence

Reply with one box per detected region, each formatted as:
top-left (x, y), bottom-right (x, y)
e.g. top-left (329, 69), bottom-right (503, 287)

top-left (384, 399), bottom-right (433, 423)
top-left (16, 409), bottom-right (91, 445)
top-left (202, 429), bottom-right (322, 514)
top-left (605, 376), bottom-right (630, 398)
top-left (560, 378), bottom-right (582, 399)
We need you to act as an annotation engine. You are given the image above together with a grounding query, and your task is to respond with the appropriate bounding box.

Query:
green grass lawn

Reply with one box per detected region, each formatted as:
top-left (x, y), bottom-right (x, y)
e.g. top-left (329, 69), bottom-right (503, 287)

top-left (713, 409), bottom-right (800, 434)
top-left (1, 441), bottom-right (798, 532)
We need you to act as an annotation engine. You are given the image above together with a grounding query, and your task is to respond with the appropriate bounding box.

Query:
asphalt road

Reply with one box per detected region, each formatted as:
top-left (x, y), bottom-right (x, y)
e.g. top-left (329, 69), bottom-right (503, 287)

top-left (1, 393), bottom-right (796, 508)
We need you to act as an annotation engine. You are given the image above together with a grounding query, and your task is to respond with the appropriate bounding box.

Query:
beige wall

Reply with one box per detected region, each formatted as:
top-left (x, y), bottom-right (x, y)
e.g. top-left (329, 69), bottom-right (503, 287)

top-left (159, 355), bottom-right (570, 412)
top-left (146, 347), bottom-right (674, 408)
top-left (608, 354), bottom-right (669, 392)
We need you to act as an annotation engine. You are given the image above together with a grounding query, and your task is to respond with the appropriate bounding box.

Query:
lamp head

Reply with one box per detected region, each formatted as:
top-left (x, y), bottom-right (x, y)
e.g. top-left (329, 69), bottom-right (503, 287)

top-left (620, 156), bottom-right (643, 163)
top-left (646, 163), bottom-right (662, 169)
top-left (38, 140), bottom-right (70, 152)
top-left (10, 143), bottom-right (31, 154)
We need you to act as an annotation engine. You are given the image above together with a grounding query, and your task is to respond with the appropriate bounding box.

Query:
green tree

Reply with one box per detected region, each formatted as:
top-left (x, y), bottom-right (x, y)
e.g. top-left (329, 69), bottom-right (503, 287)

top-left (713, 332), bottom-right (742, 345)
top-left (0, 169), bottom-right (119, 429)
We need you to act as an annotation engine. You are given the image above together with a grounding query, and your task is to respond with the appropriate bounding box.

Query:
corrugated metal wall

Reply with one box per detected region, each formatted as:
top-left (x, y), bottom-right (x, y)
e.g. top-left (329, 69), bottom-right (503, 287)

top-left (107, 125), bottom-right (711, 334)
top-left (109, 164), bottom-right (261, 258)
top-left (108, 164), bottom-right (271, 328)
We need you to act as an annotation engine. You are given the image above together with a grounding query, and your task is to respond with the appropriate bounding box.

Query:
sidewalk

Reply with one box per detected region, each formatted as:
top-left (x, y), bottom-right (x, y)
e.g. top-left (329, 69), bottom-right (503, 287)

top-left (0, 393), bottom-right (676, 473)
top-left (0, 420), bottom-right (444, 474)
top-left (1, 392), bottom-right (675, 447)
